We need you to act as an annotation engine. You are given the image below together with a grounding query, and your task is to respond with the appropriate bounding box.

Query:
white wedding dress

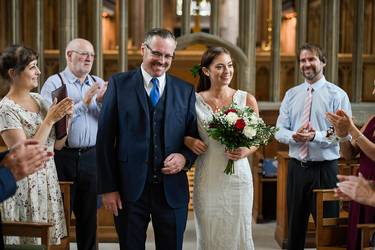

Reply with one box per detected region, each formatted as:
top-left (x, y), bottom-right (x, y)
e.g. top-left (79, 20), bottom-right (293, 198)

top-left (193, 90), bottom-right (254, 250)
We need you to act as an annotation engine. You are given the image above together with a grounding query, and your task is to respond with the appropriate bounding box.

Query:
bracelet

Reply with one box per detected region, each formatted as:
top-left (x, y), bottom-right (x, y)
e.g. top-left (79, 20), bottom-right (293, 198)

top-left (354, 134), bottom-right (365, 143)
top-left (335, 134), bottom-right (351, 143)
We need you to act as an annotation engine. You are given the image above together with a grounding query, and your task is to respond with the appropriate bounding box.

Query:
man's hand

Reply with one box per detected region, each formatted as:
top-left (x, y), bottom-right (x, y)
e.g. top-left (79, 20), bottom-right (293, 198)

top-left (102, 191), bottom-right (123, 216)
top-left (96, 81), bottom-right (108, 103)
top-left (1, 139), bottom-right (53, 181)
top-left (83, 83), bottom-right (100, 106)
top-left (293, 124), bottom-right (316, 142)
top-left (162, 153), bottom-right (186, 175)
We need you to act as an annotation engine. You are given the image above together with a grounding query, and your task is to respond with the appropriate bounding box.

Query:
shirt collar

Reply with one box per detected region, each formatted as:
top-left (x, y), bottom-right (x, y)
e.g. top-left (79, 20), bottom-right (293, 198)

top-left (304, 75), bottom-right (326, 91)
top-left (63, 67), bottom-right (92, 86)
top-left (140, 64), bottom-right (166, 88)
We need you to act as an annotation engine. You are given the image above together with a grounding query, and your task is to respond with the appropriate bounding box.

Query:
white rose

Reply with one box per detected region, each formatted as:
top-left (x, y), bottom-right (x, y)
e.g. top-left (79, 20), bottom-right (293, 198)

top-left (248, 114), bottom-right (259, 125)
top-left (243, 126), bottom-right (257, 139)
top-left (225, 112), bottom-right (239, 125)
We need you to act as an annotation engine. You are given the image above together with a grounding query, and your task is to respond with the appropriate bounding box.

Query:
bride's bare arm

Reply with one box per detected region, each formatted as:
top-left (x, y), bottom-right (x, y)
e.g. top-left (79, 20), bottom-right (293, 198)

top-left (246, 93), bottom-right (259, 116)
top-left (184, 136), bottom-right (208, 155)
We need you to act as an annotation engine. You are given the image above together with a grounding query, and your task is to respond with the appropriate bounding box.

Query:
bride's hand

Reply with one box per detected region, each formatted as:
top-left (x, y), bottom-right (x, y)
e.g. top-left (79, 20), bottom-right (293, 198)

top-left (225, 147), bottom-right (252, 161)
top-left (184, 136), bottom-right (207, 155)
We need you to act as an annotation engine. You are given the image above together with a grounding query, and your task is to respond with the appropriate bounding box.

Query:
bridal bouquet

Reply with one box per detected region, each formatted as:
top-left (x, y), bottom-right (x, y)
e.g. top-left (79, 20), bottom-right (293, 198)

top-left (205, 103), bottom-right (277, 175)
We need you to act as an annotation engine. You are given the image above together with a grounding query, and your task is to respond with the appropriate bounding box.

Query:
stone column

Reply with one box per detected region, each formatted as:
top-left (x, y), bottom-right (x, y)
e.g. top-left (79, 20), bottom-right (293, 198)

top-left (352, 0), bottom-right (364, 102)
top-left (11, 0), bottom-right (20, 44)
top-left (219, 0), bottom-right (239, 45)
top-left (210, 0), bottom-right (219, 36)
top-left (36, 0), bottom-right (44, 89)
top-left (144, 0), bottom-right (163, 31)
top-left (271, 0), bottom-right (281, 101)
top-left (129, 0), bottom-right (144, 48)
top-left (119, 0), bottom-right (129, 72)
top-left (181, 0), bottom-right (191, 35)
top-left (58, 0), bottom-right (77, 70)
top-left (295, 0), bottom-right (307, 84)
top-left (92, 0), bottom-right (103, 77)
top-left (320, 0), bottom-right (340, 83)
top-left (238, 0), bottom-right (256, 94)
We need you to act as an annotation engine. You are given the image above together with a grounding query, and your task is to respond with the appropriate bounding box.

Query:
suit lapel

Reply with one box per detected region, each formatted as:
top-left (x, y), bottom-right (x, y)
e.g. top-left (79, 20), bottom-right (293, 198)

top-left (164, 75), bottom-right (177, 152)
top-left (134, 69), bottom-right (149, 116)
top-left (164, 74), bottom-right (174, 125)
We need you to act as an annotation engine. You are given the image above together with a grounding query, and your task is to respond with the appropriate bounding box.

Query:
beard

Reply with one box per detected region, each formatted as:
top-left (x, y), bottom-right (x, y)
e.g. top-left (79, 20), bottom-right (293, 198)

top-left (302, 67), bottom-right (322, 81)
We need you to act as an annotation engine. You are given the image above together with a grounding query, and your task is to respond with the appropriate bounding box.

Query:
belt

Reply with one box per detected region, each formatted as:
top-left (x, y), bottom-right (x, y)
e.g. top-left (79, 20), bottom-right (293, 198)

top-left (291, 158), bottom-right (337, 168)
top-left (62, 146), bottom-right (95, 153)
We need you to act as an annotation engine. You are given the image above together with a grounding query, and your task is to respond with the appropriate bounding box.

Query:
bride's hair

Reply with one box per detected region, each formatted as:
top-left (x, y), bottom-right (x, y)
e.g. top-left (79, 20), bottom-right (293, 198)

top-left (197, 47), bottom-right (231, 92)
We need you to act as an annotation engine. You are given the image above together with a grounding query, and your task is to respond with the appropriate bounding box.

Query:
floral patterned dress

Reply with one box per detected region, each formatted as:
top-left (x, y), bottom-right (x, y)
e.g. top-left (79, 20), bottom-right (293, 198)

top-left (0, 93), bottom-right (67, 245)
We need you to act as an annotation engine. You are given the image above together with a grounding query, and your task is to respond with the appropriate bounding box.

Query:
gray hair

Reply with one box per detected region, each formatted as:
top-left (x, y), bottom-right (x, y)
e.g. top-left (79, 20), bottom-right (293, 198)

top-left (65, 38), bottom-right (94, 60)
top-left (144, 28), bottom-right (177, 45)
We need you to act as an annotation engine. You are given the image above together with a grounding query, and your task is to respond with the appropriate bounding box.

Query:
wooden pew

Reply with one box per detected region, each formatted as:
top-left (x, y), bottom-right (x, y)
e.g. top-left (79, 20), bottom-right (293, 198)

top-left (275, 152), bottom-right (359, 249)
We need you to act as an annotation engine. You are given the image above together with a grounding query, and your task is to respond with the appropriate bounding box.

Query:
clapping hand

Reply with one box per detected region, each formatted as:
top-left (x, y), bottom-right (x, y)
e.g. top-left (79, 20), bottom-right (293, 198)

top-left (83, 83), bottom-right (100, 106)
top-left (326, 109), bottom-right (353, 137)
top-left (335, 173), bottom-right (375, 205)
top-left (1, 139), bottom-right (53, 180)
top-left (293, 123), bottom-right (316, 142)
top-left (96, 81), bottom-right (108, 103)
top-left (46, 97), bottom-right (74, 125)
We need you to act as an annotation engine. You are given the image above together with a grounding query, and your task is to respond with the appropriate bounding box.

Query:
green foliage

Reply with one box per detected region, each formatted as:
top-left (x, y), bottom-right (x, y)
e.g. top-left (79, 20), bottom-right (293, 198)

top-left (190, 64), bottom-right (201, 78)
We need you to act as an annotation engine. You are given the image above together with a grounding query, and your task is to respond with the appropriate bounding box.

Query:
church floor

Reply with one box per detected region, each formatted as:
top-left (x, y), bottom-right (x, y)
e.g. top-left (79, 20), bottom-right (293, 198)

top-left (70, 212), bottom-right (316, 250)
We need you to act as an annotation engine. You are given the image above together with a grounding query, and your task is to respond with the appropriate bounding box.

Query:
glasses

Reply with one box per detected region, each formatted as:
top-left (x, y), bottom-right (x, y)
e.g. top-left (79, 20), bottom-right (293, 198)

top-left (145, 44), bottom-right (175, 60)
top-left (70, 49), bottom-right (95, 58)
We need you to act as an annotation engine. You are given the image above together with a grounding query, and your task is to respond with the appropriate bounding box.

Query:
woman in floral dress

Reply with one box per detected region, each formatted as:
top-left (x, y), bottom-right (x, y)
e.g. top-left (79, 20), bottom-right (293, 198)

top-left (0, 45), bottom-right (74, 245)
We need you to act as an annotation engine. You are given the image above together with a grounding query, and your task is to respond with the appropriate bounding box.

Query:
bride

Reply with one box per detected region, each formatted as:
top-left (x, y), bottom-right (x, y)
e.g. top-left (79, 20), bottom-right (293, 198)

top-left (185, 46), bottom-right (258, 250)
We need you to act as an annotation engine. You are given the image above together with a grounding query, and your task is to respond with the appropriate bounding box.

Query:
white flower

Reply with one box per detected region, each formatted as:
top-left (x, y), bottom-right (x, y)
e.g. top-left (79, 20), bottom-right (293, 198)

top-left (225, 112), bottom-right (239, 125)
top-left (243, 126), bottom-right (257, 139)
top-left (247, 114), bottom-right (259, 125)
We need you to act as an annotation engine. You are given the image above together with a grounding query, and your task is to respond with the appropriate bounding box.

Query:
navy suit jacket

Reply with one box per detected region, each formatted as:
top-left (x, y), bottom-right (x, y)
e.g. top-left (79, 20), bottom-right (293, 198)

top-left (97, 69), bottom-right (198, 208)
top-left (0, 151), bottom-right (17, 202)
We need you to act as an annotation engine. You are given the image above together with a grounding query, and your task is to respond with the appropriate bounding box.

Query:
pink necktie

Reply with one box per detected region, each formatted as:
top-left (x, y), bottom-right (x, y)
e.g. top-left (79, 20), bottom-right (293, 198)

top-left (299, 86), bottom-right (313, 160)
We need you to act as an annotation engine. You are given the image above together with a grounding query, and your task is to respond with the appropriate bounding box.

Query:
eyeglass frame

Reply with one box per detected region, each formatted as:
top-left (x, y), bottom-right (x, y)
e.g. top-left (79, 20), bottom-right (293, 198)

top-left (69, 49), bottom-right (96, 58)
top-left (144, 44), bottom-right (175, 60)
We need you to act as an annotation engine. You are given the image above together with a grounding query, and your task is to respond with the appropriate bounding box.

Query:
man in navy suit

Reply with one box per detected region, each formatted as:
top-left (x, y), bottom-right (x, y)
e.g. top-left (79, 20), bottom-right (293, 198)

top-left (97, 28), bottom-right (198, 250)
top-left (0, 139), bottom-right (52, 248)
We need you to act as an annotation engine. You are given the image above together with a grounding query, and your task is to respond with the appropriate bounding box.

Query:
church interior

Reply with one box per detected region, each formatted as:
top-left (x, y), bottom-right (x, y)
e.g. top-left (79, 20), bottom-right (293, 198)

top-left (0, 0), bottom-right (375, 249)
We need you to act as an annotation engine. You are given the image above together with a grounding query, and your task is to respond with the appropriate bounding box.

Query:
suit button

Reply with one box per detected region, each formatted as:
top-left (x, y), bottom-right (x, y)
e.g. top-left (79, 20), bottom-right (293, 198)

top-left (145, 160), bottom-right (148, 164)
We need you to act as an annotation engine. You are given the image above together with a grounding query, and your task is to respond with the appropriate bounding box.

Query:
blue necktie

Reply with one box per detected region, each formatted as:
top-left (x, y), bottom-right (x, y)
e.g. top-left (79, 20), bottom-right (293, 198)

top-left (150, 78), bottom-right (160, 107)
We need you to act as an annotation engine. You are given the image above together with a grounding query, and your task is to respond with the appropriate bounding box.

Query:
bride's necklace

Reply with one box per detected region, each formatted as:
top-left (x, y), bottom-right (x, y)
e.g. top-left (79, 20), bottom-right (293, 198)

top-left (206, 95), bottom-right (231, 112)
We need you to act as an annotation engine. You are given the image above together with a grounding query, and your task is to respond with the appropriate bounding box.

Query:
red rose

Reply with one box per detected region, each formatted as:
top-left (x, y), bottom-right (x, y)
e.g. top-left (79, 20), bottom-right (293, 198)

top-left (235, 119), bottom-right (246, 131)
top-left (224, 108), bottom-right (237, 115)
